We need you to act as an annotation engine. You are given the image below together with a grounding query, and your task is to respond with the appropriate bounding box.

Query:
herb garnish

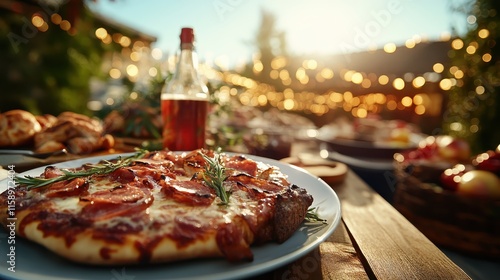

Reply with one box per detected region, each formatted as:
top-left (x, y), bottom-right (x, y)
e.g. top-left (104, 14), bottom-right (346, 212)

top-left (199, 150), bottom-right (231, 205)
top-left (305, 207), bottom-right (328, 224)
top-left (15, 150), bottom-right (147, 189)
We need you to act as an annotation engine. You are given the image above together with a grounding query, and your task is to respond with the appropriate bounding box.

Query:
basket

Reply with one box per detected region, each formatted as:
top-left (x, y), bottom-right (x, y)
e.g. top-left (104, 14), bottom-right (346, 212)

top-left (393, 162), bottom-right (500, 259)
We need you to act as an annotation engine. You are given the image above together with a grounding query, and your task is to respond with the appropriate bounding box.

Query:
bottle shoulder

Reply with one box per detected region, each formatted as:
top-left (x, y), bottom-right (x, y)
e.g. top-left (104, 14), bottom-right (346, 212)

top-left (164, 78), bottom-right (207, 91)
top-left (161, 78), bottom-right (208, 99)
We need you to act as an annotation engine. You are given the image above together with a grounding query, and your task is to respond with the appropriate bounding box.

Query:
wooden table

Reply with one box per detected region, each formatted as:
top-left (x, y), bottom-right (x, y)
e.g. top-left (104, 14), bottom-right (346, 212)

top-left (255, 169), bottom-right (470, 279)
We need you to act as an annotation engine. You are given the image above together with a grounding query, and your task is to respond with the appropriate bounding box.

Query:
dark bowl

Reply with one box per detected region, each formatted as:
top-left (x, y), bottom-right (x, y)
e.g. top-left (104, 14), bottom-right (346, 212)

top-left (317, 136), bottom-right (418, 160)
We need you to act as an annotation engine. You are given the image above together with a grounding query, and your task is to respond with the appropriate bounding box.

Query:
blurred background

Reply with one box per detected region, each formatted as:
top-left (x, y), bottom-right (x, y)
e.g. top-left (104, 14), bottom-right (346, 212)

top-left (1, 0), bottom-right (499, 153)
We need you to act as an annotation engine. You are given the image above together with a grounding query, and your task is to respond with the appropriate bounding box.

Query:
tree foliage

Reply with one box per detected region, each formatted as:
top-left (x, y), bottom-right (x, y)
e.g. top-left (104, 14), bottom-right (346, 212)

top-left (0, 3), bottom-right (112, 116)
top-left (445, 0), bottom-right (500, 152)
top-left (240, 9), bottom-right (288, 87)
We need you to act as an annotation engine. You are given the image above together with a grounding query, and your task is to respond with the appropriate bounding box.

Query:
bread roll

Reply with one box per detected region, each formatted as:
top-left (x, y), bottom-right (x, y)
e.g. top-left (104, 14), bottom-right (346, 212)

top-left (34, 111), bottom-right (114, 154)
top-left (0, 110), bottom-right (42, 147)
top-left (35, 114), bottom-right (58, 130)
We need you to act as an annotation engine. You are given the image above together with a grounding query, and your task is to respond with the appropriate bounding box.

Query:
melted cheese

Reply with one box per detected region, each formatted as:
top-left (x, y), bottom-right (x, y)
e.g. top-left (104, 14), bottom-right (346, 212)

top-left (87, 177), bottom-right (121, 194)
top-left (50, 197), bottom-right (81, 212)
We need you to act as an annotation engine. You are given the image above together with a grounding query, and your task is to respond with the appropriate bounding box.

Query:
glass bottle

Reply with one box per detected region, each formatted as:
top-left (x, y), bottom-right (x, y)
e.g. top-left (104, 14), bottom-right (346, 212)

top-left (161, 27), bottom-right (209, 151)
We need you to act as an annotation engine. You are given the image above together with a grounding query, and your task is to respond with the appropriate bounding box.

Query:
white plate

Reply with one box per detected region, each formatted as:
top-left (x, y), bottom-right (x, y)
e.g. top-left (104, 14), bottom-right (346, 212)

top-left (0, 153), bottom-right (341, 280)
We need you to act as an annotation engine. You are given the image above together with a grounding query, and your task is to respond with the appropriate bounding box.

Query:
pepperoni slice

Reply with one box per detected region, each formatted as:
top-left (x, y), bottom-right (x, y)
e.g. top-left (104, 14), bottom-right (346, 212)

top-left (44, 177), bottom-right (89, 198)
top-left (143, 150), bottom-right (179, 162)
top-left (108, 168), bottom-right (136, 184)
top-left (106, 164), bottom-right (178, 191)
top-left (42, 166), bottom-right (65, 178)
top-left (226, 174), bottom-right (284, 194)
top-left (80, 185), bottom-right (153, 221)
top-left (129, 164), bottom-right (175, 181)
top-left (81, 185), bottom-right (145, 204)
top-left (161, 180), bottom-right (215, 206)
top-left (225, 156), bottom-right (258, 176)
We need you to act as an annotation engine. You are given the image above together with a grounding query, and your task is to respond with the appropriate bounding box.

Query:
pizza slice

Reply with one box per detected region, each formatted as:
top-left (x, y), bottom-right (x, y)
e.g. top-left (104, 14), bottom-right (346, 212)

top-left (0, 149), bottom-right (314, 265)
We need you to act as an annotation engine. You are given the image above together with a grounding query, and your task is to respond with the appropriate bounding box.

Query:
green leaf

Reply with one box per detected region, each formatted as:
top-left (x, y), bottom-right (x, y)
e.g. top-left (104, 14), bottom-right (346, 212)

top-left (15, 149), bottom-right (147, 189)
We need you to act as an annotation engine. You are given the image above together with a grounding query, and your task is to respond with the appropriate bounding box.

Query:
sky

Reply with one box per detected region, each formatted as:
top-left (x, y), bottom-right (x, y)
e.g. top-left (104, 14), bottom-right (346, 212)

top-left (88, 0), bottom-right (471, 68)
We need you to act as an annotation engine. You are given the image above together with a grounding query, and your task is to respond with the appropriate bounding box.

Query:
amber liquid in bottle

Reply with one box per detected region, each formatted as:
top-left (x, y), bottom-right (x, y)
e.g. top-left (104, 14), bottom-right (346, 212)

top-left (161, 27), bottom-right (208, 151)
top-left (161, 98), bottom-right (208, 151)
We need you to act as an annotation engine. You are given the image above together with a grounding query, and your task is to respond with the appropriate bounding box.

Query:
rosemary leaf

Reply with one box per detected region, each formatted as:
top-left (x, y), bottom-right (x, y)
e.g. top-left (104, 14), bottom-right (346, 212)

top-left (305, 207), bottom-right (327, 224)
top-left (199, 150), bottom-right (230, 205)
top-left (15, 149), bottom-right (147, 189)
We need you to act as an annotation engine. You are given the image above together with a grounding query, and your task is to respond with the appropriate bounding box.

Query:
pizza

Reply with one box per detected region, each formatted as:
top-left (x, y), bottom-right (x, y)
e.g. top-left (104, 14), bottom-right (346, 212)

top-left (0, 149), bottom-right (314, 265)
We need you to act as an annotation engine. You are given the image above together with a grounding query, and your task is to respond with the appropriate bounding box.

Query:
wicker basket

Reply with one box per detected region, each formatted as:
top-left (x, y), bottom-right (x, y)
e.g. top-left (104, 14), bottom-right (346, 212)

top-left (393, 163), bottom-right (500, 259)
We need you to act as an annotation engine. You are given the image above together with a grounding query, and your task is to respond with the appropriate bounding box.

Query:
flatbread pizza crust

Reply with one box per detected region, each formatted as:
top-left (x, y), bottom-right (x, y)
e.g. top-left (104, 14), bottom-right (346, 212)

top-left (1, 149), bottom-right (313, 265)
top-left (20, 220), bottom-right (223, 265)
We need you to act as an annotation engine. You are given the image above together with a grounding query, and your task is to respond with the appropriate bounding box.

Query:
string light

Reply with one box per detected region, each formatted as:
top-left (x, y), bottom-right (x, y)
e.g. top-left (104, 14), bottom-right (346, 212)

top-left (207, 35), bottom-right (471, 117)
top-left (95, 26), bottom-right (490, 120)
top-left (383, 43), bottom-right (397, 53)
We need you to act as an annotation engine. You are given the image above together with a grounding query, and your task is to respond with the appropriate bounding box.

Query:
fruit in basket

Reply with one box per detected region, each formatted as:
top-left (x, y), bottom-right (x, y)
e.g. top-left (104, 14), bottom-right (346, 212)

top-left (473, 150), bottom-right (500, 176)
top-left (398, 136), bottom-right (436, 161)
top-left (439, 164), bottom-right (472, 191)
top-left (396, 136), bottom-right (475, 185)
top-left (456, 170), bottom-right (500, 198)
top-left (401, 135), bottom-right (470, 162)
top-left (435, 135), bottom-right (471, 162)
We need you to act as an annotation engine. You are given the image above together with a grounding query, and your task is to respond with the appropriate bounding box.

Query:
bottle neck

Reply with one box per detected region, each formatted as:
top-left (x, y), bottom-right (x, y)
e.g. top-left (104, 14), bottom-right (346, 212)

top-left (161, 42), bottom-right (208, 98)
top-left (180, 42), bottom-right (194, 51)
top-left (174, 43), bottom-right (199, 76)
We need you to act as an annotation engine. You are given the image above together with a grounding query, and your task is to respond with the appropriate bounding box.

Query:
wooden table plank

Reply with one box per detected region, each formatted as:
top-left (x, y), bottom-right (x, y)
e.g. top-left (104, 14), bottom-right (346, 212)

top-left (255, 221), bottom-right (369, 280)
top-left (333, 171), bottom-right (471, 280)
top-left (320, 221), bottom-right (369, 279)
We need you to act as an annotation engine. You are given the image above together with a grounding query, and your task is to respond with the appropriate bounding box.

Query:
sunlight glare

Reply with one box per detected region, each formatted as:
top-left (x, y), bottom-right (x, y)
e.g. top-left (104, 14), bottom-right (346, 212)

top-left (278, 1), bottom-right (366, 55)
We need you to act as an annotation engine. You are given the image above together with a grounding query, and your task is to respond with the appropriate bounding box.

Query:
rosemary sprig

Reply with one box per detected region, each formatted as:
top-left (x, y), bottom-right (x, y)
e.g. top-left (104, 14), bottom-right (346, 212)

top-left (305, 207), bottom-right (327, 224)
top-left (199, 150), bottom-right (230, 205)
top-left (15, 149), bottom-right (147, 189)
